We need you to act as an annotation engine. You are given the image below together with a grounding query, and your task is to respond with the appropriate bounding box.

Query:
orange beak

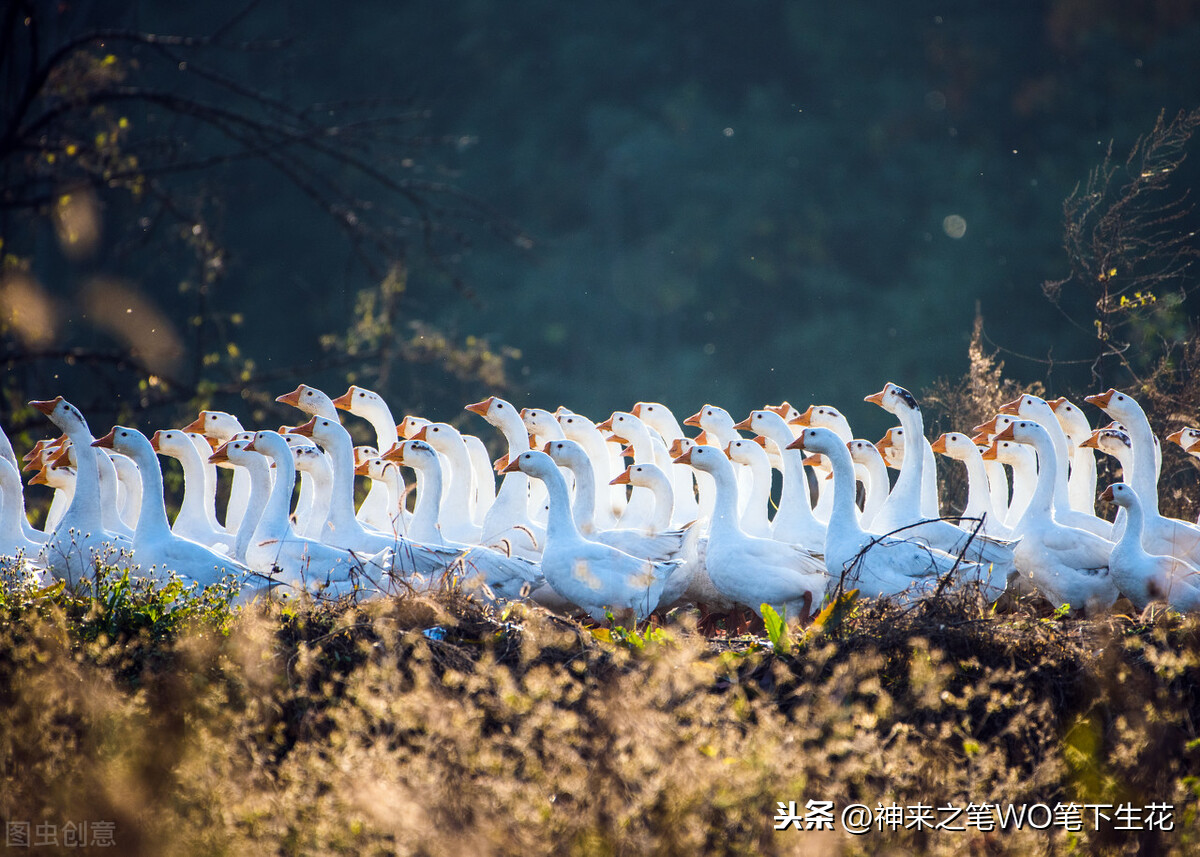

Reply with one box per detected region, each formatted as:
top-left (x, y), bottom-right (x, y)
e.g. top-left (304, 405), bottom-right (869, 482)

top-left (29, 466), bottom-right (51, 486)
top-left (997, 397), bottom-right (1022, 416)
top-left (1049, 397), bottom-right (1068, 411)
top-left (151, 430), bottom-right (169, 452)
top-left (789, 405), bottom-right (814, 427)
top-left (1187, 439), bottom-right (1200, 455)
top-left (465, 397), bottom-right (494, 417)
top-left (1084, 389), bottom-right (1117, 408)
top-left (611, 467), bottom-right (632, 486)
top-left (683, 409), bottom-right (704, 428)
top-left (331, 388), bottom-right (355, 410)
top-left (723, 442), bottom-right (735, 459)
top-left (668, 439), bottom-right (687, 457)
top-left (752, 436), bottom-right (767, 448)
top-left (519, 407), bottom-right (532, 420)
top-left (209, 442), bottom-right (232, 464)
top-left (1079, 431), bottom-right (1103, 450)
top-left (802, 454), bottom-right (824, 469)
top-left (29, 397), bottom-right (63, 416)
top-left (994, 424), bottom-right (1017, 442)
top-left (672, 449), bottom-right (694, 465)
top-left (732, 415), bottom-right (754, 431)
top-left (863, 389), bottom-right (887, 407)
top-left (620, 445), bottom-right (635, 458)
top-left (980, 443), bottom-right (999, 461)
top-left (411, 424), bottom-right (429, 441)
top-left (785, 435), bottom-right (805, 451)
top-left (969, 432), bottom-right (990, 447)
top-left (501, 456), bottom-right (522, 474)
top-left (354, 460), bottom-right (372, 477)
top-left (181, 413), bottom-right (208, 433)
top-left (244, 437), bottom-right (260, 453)
top-left (971, 417), bottom-right (999, 436)
top-left (1099, 485), bottom-right (1115, 503)
top-left (1166, 428), bottom-right (1185, 446)
top-left (381, 442), bottom-right (405, 462)
top-left (930, 434), bottom-right (948, 454)
top-left (595, 416), bottom-right (615, 433)
top-left (91, 428), bottom-right (117, 449)
top-left (289, 417), bottom-right (318, 438)
top-left (493, 454), bottom-right (510, 474)
top-left (49, 446), bottom-right (72, 467)
top-left (630, 403), bottom-right (644, 417)
top-left (276, 386), bottom-right (305, 407)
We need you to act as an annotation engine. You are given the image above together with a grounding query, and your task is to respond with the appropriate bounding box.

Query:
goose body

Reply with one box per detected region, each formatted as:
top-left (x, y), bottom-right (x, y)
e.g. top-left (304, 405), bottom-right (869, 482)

top-left (995, 420), bottom-right (1117, 614)
top-left (183, 410), bottom-right (251, 531)
top-left (866, 383), bottom-right (1019, 574)
top-left (1100, 483), bottom-right (1200, 612)
top-left (152, 429), bottom-right (231, 551)
top-left (386, 440), bottom-right (543, 600)
top-left (1087, 389), bottom-right (1200, 562)
top-left (504, 450), bottom-right (677, 621)
top-left (674, 445), bottom-right (825, 623)
top-left (738, 409), bottom-right (825, 550)
top-left (467, 396), bottom-right (545, 558)
top-left (94, 428), bottom-right (249, 588)
top-left (792, 428), bottom-right (1002, 601)
top-left (31, 397), bottom-right (132, 585)
top-left (209, 439), bottom-right (272, 563)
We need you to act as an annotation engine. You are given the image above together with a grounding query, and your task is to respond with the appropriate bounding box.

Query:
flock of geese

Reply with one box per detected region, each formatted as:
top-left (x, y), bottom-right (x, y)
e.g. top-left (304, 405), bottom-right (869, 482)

top-left (5, 381), bottom-right (1200, 626)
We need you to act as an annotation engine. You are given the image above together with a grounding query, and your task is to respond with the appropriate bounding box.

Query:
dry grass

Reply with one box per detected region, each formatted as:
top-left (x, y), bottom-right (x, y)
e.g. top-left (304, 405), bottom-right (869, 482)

top-left (2, 569), bottom-right (1199, 856)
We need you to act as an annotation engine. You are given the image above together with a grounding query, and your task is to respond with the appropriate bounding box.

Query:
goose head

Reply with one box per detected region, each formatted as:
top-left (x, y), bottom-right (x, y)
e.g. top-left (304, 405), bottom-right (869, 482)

top-left (1049, 397), bottom-right (1093, 446)
top-left (864, 383), bottom-right (918, 416)
top-left (1098, 482), bottom-right (1137, 509)
top-left (276, 384), bottom-right (339, 419)
top-left (396, 415), bottom-right (431, 439)
top-left (182, 410), bottom-right (244, 440)
top-left (30, 396), bottom-right (90, 437)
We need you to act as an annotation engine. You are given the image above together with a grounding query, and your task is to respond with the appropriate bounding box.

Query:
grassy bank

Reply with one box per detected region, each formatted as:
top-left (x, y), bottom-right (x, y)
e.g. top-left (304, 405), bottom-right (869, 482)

top-left (1, 571), bottom-right (1198, 855)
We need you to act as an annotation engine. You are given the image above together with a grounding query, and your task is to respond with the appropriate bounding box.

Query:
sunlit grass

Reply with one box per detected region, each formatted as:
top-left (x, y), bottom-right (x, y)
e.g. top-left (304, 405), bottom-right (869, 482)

top-left (2, 568), bottom-right (1199, 855)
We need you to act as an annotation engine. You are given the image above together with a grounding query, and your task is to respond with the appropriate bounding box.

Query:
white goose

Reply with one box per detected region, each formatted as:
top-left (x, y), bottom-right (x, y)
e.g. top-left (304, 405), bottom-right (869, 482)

top-left (151, 429), bottom-right (231, 551)
top-left (93, 427), bottom-right (249, 587)
top-left (242, 431), bottom-right (392, 597)
top-left (846, 439), bottom-right (889, 531)
top-left (503, 450), bottom-right (678, 621)
top-left (630, 402), bottom-right (702, 526)
top-left (735, 409), bottom-right (825, 549)
top-left (466, 396), bottom-right (544, 559)
top-left (998, 394), bottom-right (1113, 538)
top-left (0, 424), bottom-right (46, 545)
top-left (331, 385), bottom-right (402, 534)
top-left (410, 422), bottom-right (485, 544)
top-left (1086, 388), bottom-right (1200, 562)
top-left (993, 419), bottom-right (1117, 614)
top-left (29, 458), bottom-right (74, 534)
top-left (543, 439), bottom-right (689, 559)
top-left (384, 440), bottom-right (543, 600)
top-left (873, 424), bottom-right (939, 521)
top-left (674, 444), bottom-right (826, 623)
top-left (1048, 397), bottom-right (1100, 516)
top-left (1100, 483), bottom-right (1200, 612)
top-left (209, 439), bottom-right (272, 563)
top-left (597, 411), bottom-right (670, 531)
top-left (289, 416), bottom-right (471, 581)
top-left (555, 410), bottom-right (623, 529)
top-left (930, 432), bottom-right (1014, 539)
top-left (684, 404), bottom-right (754, 516)
top-left (107, 450), bottom-right (142, 531)
top-left (0, 458), bottom-right (46, 579)
top-left (30, 397), bottom-right (132, 584)
top-left (865, 383), bottom-right (1018, 575)
top-left (724, 438), bottom-right (774, 539)
top-left (791, 428), bottom-right (1003, 601)
top-left (183, 410), bottom-right (251, 532)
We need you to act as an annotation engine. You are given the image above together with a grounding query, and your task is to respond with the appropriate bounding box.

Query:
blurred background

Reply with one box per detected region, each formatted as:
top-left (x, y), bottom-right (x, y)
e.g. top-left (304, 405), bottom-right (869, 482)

top-left (3, 0), bottom-right (1200, 444)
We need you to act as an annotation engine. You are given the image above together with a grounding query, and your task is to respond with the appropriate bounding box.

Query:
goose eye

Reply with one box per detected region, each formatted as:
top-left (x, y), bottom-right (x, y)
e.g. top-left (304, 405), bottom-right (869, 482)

top-left (306, 391), bottom-right (313, 396)
top-left (120, 431), bottom-right (127, 437)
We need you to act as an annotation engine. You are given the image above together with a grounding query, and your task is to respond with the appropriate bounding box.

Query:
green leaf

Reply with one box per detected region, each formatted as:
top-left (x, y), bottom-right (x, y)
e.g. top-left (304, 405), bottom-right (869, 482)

top-left (760, 603), bottom-right (790, 654)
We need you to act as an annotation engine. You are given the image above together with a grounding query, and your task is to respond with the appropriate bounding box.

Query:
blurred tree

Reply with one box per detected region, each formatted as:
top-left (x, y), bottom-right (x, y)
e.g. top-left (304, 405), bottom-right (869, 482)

top-left (0, 0), bottom-right (526, 439)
